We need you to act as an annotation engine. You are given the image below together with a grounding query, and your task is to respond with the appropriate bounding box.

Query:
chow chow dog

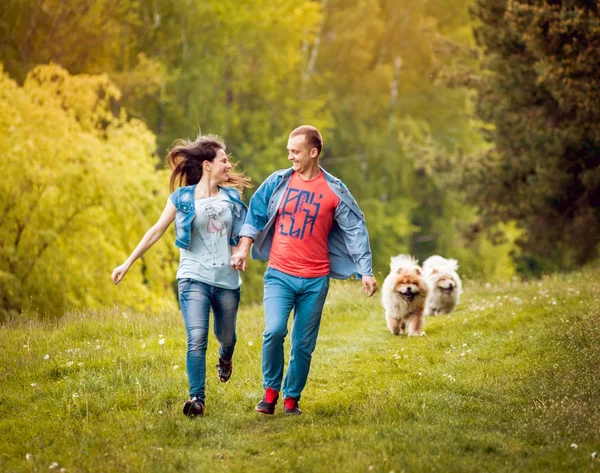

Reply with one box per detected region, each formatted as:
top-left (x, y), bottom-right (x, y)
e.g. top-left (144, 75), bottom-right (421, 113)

top-left (423, 255), bottom-right (462, 316)
top-left (381, 255), bottom-right (428, 336)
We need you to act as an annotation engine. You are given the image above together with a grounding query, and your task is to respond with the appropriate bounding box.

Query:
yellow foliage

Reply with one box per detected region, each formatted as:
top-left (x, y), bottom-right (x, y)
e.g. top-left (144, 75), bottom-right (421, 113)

top-left (0, 64), bottom-right (177, 320)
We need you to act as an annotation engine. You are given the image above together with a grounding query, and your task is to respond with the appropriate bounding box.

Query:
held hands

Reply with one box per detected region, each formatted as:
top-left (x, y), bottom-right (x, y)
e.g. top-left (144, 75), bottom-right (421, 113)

top-left (111, 263), bottom-right (130, 285)
top-left (362, 275), bottom-right (378, 297)
top-left (230, 249), bottom-right (248, 272)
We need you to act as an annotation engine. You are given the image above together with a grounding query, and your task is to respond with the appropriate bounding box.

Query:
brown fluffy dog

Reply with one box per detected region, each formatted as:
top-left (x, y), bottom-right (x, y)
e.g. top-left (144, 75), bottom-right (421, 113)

top-left (381, 255), bottom-right (428, 336)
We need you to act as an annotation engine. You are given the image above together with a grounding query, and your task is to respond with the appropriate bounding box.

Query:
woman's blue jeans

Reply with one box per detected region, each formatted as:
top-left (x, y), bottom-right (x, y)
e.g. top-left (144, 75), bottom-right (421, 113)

top-left (178, 278), bottom-right (240, 402)
top-left (262, 267), bottom-right (330, 401)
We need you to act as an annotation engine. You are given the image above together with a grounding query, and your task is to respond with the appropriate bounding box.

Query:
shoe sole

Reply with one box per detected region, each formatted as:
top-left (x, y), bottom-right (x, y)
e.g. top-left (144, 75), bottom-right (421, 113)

top-left (255, 407), bottom-right (275, 415)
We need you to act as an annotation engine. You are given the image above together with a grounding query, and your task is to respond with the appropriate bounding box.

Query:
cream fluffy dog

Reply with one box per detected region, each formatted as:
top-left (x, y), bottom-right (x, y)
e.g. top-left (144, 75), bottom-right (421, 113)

top-left (423, 255), bottom-right (463, 316)
top-left (382, 255), bottom-right (428, 336)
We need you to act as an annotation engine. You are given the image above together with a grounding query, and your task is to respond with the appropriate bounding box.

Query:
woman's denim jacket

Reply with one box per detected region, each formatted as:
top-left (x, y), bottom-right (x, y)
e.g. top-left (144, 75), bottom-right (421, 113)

top-left (239, 167), bottom-right (374, 279)
top-left (170, 185), bottom-right (248, 250)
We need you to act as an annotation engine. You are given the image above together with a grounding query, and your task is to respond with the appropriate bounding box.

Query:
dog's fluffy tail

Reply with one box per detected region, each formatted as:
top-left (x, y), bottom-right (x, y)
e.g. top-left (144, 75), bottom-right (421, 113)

top-left (390, 254), bottom-right (420, 272)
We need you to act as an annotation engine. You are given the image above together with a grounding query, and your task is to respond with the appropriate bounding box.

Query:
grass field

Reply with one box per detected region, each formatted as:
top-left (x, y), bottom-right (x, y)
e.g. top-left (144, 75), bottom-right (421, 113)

top-left (1, 266), bottom-right (599, 472)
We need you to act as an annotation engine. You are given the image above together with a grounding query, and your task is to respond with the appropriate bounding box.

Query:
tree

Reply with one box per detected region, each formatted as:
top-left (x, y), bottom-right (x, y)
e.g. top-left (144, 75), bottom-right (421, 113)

top-left (0, 64), bottom-right (177, 320)
top-left (467, 0), bottom-right (600, 273)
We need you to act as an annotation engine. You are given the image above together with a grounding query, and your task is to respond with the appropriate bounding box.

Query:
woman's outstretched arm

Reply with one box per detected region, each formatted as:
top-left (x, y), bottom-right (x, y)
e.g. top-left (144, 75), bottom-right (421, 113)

top-left (111, 200), bottom-right (177, 284)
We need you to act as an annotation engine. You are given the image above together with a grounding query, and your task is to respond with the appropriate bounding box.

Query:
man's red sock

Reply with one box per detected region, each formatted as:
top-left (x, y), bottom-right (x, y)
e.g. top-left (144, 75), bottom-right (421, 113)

top-left (283, 397), bottom-right (297, 410)
top-left (265, 387), bottom-right (279, 404)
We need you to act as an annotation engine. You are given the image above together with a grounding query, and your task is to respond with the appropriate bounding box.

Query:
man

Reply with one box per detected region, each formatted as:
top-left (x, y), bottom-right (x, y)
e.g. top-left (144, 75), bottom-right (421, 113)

top-left (230, 125), bottom-right (377, 415)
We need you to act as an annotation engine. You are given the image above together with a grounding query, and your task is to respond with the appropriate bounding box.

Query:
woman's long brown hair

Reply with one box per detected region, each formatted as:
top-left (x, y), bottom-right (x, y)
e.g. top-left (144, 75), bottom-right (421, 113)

top-left (166, 135), bottom-right (252, 194)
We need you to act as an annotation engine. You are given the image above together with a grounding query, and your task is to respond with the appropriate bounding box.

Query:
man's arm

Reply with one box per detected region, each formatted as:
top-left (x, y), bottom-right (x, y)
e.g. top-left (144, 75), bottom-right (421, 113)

top-left (334, 200), bottom-right (378, 297)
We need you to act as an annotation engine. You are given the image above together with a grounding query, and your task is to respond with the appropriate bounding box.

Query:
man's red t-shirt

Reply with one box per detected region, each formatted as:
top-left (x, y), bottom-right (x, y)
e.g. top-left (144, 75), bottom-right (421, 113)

top-left (269, 171), bottom-right (340, 277)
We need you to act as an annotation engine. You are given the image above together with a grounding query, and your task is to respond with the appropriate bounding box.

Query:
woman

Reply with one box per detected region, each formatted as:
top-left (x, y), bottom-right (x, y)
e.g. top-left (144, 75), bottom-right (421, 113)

top-left (111, 135), bottom-right (251, 418)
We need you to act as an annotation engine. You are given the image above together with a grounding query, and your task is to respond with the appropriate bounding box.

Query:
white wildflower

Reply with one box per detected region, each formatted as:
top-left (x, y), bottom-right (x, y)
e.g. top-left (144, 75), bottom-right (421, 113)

top-left (24, 344), bottom-right (28, 348)
top-left (95, 345), bottom-right (101, 350)
top-left (592, 452), bottom-right (597, 459)
top-left (141, 344), bottom-right (146, 349)
top-left (72, 392), bottom-right (79, 399)
top-left (31, 383), bottom-right (37, 387)
top-left (570, 443), bottom-right (578, 449)
top-left (49, 462), bottom-right (59, 469)
top-left (159, 339), bottom-right (165, 345)
top-left (159, 410), bottom-right (164, 415)
top-left (44, 354), bottom-right (50, 360)
top-left (173, 365), bottom-right (179, 370)
top-left (248, 341), bottom-right (254, 346)
top-left (25, 453), bottom-right (32, 461)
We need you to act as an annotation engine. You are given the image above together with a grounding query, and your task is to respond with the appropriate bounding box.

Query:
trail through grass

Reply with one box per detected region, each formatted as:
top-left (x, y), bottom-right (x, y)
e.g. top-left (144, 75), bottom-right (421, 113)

top-left (1, 266), bottom-right (599, 472)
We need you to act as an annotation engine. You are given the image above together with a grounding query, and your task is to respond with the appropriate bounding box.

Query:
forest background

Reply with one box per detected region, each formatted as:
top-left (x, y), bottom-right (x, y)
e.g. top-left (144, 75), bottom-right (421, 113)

top-left (1, 0), bottom-right (599, 320)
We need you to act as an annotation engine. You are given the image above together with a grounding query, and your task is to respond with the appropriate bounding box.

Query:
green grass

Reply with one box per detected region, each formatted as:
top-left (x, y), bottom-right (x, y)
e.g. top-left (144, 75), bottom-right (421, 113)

top-left (1, 266), bottom-right (599, 472)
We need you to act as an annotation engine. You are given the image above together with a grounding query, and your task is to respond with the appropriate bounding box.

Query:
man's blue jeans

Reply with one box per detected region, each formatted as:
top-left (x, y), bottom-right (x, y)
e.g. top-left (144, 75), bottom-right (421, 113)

top-left (262, 267), bottom-right (330, 401)
top-left (178, 278), bottom-right (240, 402)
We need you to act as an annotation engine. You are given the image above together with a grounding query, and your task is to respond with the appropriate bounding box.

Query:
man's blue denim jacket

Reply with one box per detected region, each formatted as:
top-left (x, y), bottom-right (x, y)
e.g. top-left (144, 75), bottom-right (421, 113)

top-left (240, 167), bottom-right (374, 279)
top-left (170, 185), bottom-right (248, 250)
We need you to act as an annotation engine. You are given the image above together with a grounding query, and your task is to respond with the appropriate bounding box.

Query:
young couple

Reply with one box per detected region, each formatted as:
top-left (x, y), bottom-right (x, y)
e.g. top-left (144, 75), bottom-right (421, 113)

top-left (112, 126), bottom-right (377, 418)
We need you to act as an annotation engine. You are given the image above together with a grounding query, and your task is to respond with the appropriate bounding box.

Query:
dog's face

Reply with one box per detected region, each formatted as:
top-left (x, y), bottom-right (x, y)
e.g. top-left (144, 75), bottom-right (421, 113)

top-left (392, 268), bottom-right (425, 301)
top-left (434, 272), bottom-right (457, 294)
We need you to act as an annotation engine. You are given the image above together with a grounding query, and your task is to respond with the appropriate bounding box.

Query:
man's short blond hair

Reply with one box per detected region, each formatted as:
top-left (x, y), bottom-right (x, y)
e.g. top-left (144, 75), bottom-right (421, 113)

top-left (290, 125), bottom-right (323, 157)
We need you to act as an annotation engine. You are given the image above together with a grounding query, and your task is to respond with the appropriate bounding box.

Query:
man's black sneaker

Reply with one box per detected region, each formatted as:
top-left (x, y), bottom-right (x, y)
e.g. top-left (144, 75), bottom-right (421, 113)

top-left (183, 397), bottom-right (204, 418)
top-left (283, 398), bottom-right (302, 416)
top-left (216, 358), bottom-right (233, 383)
top-left (255, 388), bottom-right (279, 415)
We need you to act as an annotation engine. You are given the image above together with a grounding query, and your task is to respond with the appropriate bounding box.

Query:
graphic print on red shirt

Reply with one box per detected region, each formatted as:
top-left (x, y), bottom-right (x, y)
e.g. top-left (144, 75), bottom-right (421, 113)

top-left (269, 172), bottom-right (340, 277)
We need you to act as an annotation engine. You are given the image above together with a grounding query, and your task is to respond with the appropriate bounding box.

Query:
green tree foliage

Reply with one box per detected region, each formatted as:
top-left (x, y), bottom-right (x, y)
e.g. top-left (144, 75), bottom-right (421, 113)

top-left (0, 0), bottom-right (530, 321)
top-left (0, 64), bottom-right (177, 320)
top-left (0, 0), bottom-right (138, 82)
top-left (469, 0), bottom-right (600, 273)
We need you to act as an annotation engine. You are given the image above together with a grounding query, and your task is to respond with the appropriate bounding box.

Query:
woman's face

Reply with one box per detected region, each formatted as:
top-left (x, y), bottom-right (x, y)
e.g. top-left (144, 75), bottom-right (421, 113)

top-left (209, 149), bottom-right (233, 183)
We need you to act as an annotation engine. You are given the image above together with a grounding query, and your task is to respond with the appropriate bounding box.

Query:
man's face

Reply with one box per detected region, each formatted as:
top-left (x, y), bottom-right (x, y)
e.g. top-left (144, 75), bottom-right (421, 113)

top-left (287, 134), bottom-right (317, 173)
